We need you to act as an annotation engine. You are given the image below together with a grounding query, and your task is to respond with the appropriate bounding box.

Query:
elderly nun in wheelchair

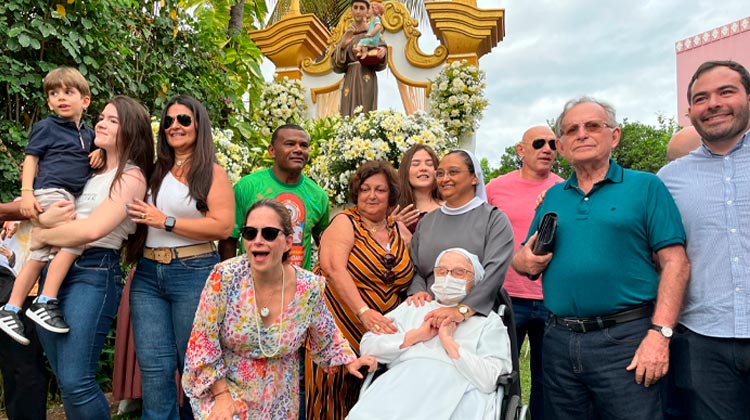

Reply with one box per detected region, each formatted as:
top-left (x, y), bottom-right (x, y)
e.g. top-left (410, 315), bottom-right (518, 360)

top-left (347, 248), bottom-right (512, 420)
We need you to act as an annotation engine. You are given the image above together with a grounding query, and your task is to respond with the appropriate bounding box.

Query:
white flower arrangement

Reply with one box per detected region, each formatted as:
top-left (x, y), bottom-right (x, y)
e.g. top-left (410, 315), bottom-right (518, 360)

top-left (428, 60), bottom-right (489, 140)
top-left (256, 77), bottom-right (308, 139)
top-left (213, 128), bottom-right (252, 184)
top-left (308, 109), bottom-right (458, 206)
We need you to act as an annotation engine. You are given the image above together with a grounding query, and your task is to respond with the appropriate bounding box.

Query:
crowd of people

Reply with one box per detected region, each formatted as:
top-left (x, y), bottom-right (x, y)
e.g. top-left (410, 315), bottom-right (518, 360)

top-left (0, 22), bottom-right (748, 420)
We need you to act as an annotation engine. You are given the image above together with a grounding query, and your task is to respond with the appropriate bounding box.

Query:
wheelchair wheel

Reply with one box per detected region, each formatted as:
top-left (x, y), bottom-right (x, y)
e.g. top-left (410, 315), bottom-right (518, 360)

top-left (504, 394), bottom-right (521, 420)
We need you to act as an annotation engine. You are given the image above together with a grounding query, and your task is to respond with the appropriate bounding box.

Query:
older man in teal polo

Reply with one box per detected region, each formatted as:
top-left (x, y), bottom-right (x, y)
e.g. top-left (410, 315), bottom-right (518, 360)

top-left (512, 97), bottom-right (689, 420)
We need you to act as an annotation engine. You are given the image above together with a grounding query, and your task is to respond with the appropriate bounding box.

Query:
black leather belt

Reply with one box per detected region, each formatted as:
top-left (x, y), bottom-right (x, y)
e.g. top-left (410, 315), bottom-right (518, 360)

top-left (552, 302), bottom-right (654, 333)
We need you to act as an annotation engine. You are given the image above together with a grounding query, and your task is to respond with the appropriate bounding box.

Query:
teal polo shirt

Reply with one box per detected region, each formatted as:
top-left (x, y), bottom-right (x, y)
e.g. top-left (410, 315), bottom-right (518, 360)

top-left (526, 160), bottom-right (686, 318)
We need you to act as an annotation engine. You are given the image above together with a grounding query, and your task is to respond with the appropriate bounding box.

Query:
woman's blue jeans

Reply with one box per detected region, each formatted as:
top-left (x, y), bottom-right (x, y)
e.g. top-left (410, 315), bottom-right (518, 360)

top-left (37, 248), bottom-right (123, 420)
top-left (130, 252), bottom-right (219, 420)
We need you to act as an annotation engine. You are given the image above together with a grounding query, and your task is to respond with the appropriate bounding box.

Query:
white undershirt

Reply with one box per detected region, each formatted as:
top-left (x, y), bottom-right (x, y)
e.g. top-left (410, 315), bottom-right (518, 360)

top-left (145, 172), bottom-right (205, 248)
top-left (80, 164), bottom-right (138, 250)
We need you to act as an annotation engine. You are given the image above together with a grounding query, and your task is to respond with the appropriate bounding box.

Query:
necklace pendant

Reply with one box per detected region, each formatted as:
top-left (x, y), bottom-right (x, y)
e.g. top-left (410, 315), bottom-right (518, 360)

top-left (260, 307), bottom-right (270, 317)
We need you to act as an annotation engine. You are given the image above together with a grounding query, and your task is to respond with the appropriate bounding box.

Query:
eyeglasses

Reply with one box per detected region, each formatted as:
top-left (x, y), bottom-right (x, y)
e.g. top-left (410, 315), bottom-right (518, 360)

top-left (163, 114), bottom-right (192, 128)
top-left (434, 266), bottom-right (474, 279)
top-left (531, 139), bottom-right (557, 151)
top-left (240, 226), bottom-right (284, 241)
top-left (561, 119), bottom-right (614, 137)
top-left (383, 253), bottom-right (396, 284)
top-left (435, 169), bottom-right (469, 179)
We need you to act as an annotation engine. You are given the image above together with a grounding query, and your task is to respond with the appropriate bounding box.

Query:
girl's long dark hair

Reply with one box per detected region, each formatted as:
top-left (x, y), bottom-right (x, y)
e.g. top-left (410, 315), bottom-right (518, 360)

top-left (105, 96), bottom-right (155, 197)
top-left (102, 96), bottom-right (155, 264)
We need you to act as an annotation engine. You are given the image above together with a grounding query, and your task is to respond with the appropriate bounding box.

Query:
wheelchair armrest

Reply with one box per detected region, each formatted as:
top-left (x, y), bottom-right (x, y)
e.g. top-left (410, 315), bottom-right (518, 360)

top-left (497, 371), bottom-right (520, 399)
top-left (496, 371), bottom-right (518, 387)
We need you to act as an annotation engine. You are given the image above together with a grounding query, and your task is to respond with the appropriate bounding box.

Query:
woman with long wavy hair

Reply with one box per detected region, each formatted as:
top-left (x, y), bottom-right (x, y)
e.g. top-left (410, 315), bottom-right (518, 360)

top-left (395, 144), bottom-right (442, 232)
top-left (126, 95), bottom-right (234, 419)
top-left (30, 95), bottom-right (155, 419)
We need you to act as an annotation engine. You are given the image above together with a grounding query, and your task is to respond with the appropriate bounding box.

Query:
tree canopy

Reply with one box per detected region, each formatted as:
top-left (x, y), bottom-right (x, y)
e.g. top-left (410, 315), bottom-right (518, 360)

top-left (484, 116), bottom-right (679, 183)
top-left (0, 0), bottom-right (266, 201)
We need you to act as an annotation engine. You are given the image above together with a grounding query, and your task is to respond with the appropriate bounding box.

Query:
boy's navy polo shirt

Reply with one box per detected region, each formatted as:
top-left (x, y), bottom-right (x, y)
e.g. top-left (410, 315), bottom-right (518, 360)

top-left (25, 115), bottom-right (94, 196)
top-left (526, 160), bottom-right (686, 318)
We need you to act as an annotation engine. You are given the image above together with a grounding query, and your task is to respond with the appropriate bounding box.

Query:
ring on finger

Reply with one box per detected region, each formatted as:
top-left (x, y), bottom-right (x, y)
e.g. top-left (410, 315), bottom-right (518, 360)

top-left (374, 324), bottom-right (381, 331)
top-left (141, 212), bottom-right (146, 219)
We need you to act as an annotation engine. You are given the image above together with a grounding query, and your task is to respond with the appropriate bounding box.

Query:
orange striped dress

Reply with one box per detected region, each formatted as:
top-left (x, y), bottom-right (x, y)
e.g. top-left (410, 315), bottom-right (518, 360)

top-left (306, 208), bottom-right (414, 420)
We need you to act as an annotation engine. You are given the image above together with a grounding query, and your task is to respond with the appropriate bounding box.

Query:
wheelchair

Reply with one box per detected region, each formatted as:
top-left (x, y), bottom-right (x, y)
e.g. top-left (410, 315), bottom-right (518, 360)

top-left (357, 288), bottom-right (528, 420)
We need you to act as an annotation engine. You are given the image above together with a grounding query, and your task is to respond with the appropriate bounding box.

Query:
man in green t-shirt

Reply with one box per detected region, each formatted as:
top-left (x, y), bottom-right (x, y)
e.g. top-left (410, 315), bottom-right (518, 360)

top-left (218, 124), bottom-right (329, 270)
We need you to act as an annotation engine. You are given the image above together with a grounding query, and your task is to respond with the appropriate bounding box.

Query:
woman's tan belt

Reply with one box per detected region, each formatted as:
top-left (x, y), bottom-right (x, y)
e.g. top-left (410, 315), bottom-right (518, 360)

top-left (142, 243), bottom-right (216, 264)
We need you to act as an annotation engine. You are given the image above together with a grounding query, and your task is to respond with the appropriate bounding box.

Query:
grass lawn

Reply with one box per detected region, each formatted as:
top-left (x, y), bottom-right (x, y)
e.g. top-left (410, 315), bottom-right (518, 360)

top-left (519, 339), bottom-right (532, 408)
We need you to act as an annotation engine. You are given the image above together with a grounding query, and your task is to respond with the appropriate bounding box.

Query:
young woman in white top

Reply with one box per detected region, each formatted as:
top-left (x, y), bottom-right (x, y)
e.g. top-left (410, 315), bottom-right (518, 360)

top-left (126, 95), bottom-right (234, 420)
top-left (29, 95), bottom-right (155, 419)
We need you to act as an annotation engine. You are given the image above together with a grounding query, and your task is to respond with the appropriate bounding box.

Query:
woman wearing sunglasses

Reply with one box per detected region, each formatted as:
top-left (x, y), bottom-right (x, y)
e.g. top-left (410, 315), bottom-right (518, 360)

top-left (182, 199), bottom-right (375, 419)
top-left (407, 150), bottom-right (514, 331)
top-left (126, 95), bottom-right (235, 419)
top-left (305, 160), bottom-right (414, 420)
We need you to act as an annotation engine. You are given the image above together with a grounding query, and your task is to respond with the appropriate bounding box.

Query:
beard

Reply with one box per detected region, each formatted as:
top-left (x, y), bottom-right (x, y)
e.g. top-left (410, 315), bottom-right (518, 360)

top-left (691, 104), bottom-right (750, 144)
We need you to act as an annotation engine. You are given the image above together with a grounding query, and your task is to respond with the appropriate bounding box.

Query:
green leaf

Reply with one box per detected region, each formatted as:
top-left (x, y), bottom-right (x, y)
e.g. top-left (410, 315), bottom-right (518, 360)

top-left (6, 36), bottom-right (20, 51)
top-left (8, 26), bottom-right (23, 37)
top-left (17, 33), bottom-right (31, 47)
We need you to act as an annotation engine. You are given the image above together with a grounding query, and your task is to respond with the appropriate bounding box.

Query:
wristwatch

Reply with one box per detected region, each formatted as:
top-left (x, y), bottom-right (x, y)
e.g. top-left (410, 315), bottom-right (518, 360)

top-left (457, 304), bottom-right (470, 321)
top-left (164, 216), bottom-right (176, 232)
top-left (650, 324), bottom-right (673, 338)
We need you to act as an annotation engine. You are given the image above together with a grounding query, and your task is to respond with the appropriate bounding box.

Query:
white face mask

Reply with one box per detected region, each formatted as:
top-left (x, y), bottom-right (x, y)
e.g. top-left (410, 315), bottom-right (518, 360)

top-left (431, 275), bottom-right (467, 305)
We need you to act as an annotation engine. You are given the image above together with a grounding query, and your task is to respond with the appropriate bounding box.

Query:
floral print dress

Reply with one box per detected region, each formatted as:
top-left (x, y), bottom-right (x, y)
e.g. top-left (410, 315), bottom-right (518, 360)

top-left (182, 256), bottom-right (356, 419)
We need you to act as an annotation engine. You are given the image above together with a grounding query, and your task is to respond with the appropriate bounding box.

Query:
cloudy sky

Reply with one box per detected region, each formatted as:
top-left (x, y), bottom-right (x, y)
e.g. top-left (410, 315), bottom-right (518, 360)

top-left (462, 0), bottom-right (750, 164)
top-left (262, 1), bottom-right (749, 164)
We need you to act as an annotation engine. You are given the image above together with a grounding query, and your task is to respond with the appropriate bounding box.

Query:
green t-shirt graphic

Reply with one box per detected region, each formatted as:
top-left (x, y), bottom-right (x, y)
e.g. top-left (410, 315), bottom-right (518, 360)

top-left (231, 168), bottom-right (329, 269)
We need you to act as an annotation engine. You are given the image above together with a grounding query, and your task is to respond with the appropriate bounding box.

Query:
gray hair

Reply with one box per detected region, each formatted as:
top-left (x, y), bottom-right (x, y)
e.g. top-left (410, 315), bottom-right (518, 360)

top-left (554, 96), bottom-right (618, 137)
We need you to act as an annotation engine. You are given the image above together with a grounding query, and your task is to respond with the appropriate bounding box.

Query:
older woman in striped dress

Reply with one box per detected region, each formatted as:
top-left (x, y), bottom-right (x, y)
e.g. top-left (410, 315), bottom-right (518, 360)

top-left (305, 160), bottom-right (414, 420)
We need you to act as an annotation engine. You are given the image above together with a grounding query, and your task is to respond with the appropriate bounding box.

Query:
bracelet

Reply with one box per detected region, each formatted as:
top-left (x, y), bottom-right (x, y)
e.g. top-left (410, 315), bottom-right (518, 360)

top-left (20, 188), bottom-right (33, 192)
top-left (212, 388), bottom-right (229, 398)
top-left (356, 305), bottom-right (370, 318)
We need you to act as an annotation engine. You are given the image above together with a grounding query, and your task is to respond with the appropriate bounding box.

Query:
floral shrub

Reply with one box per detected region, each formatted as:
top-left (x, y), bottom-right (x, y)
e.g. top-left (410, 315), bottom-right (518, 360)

top-left (428, 60), bottom-right (489, 140)
top-left (308, 109), bottom-right (458, 206)
top-left (214, 127), bottom-right (253, 184)
top-left (255, 77), bottom-right (308, 139)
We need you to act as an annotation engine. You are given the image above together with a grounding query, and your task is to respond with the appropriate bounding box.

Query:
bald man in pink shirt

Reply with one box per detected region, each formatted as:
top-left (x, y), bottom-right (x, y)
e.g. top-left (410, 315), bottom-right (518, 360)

top-left (486, 125), bottom-right (563, 419)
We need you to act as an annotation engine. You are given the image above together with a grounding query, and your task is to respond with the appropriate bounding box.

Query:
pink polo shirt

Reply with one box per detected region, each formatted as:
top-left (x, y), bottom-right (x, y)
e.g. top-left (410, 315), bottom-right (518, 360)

top-left (486, 170), bottom-right (563, 300)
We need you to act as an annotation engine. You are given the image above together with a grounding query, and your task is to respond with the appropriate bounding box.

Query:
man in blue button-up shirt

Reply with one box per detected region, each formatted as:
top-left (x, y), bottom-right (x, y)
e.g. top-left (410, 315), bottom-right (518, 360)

top-left (658, 60), bottom-right (750, 420)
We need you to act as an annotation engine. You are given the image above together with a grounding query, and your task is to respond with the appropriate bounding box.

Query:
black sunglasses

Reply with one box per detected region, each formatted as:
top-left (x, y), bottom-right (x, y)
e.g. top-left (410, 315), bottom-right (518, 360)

top-left (383, 253), bottom-right (396, 284)
top-left (163, 114), bottom-right (192, 128)
top-left (240, 226), bottom-right (284, 241)
top-left (531, 138), bottom-right (556, 150)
